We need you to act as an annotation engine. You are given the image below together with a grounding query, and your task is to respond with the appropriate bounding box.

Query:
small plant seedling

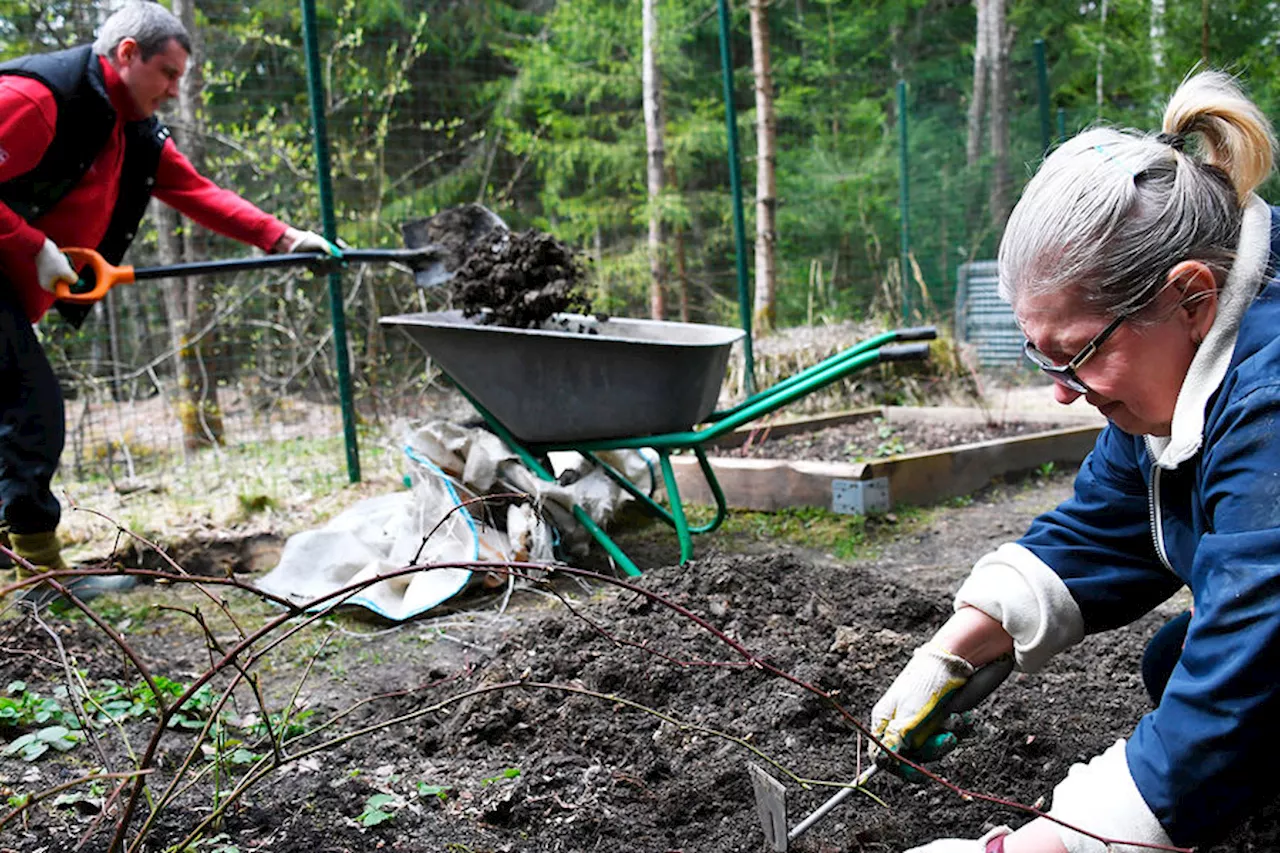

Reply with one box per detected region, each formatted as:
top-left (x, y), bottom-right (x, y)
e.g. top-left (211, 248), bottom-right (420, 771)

top-left (1036, 461), bottom-right (1056, 479)
top-left (356, 793), bottom-right (401, 826)
top-left (416, 781), bottom-right (452, 801)
top-left (2, 726), bottom-right (82, 761)
top-left (481, 767), bottom-right (521, 786)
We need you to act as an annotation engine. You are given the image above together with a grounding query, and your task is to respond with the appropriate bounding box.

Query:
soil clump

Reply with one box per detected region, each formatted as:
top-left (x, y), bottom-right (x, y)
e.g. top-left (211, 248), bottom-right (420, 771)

top-left (451, 229), bottom-right (593, 328)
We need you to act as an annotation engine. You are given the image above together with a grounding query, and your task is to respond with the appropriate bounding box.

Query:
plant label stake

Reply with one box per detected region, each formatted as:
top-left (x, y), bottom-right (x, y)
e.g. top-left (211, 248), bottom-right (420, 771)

top-left (748, 656), bottom-right (1014, 852)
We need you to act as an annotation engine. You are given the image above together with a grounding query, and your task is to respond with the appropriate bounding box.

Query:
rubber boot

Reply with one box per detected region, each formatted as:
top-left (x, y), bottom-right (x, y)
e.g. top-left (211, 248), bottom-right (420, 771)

top-left (10, 530), bottom-right (67, 579)
top-left (9, 530), bottom-right (135, 608)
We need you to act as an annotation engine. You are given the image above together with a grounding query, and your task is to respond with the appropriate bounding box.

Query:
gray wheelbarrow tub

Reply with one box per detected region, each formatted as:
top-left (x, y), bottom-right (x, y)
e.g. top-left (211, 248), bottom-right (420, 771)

top-left (380, 310), bottom-right (745, 444)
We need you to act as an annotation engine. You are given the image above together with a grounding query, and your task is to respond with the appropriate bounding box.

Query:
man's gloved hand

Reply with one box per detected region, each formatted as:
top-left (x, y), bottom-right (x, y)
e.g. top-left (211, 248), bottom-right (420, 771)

top-left (278, 227), bottom-right (343, 258)
top-left (870, 642), bottom-right (976, 779)
top-left (906, 826), bottom-right (1012, 853)
top-left (34, 238), bottom-right (78, 294)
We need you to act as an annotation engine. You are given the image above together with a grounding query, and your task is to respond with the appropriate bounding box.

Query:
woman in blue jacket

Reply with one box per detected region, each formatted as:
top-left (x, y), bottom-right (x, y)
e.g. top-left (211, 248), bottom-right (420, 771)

top-left (871, 70), bottom-right (1280, 853)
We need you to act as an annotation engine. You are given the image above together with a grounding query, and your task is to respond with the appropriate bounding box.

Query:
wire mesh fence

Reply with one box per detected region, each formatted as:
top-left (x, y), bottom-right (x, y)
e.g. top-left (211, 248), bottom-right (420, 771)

top-left (4, 0), bottom-right (1279, 525)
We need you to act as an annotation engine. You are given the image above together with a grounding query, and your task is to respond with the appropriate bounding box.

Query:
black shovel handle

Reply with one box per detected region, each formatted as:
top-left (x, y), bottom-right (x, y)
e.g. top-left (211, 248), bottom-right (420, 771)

top-left (128, 247), bottom-right (438, 282)
top-left (56, 245), bottom-right (439, 303)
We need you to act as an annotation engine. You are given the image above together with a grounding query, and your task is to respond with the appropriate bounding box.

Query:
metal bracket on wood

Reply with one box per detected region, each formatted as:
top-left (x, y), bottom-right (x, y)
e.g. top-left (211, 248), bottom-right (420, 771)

top-left (831, 477), bottom-right (890, 516)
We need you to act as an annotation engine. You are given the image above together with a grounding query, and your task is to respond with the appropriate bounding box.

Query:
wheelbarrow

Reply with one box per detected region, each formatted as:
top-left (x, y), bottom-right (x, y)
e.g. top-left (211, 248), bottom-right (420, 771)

top-left (380, 309), bottom-right (936, 576)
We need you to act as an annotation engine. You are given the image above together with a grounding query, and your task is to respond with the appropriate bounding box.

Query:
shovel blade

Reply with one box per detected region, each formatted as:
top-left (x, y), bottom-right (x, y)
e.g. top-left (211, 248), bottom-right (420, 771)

top-left (400, 203), bottom-right (509, 288)
top-left (748, 763), bottom-right (790, 852)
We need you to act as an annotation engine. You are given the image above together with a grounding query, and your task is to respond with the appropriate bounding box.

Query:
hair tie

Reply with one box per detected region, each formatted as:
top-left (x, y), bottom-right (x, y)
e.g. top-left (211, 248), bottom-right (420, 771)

top-left (1156, 132), bottom-right (1186, 151)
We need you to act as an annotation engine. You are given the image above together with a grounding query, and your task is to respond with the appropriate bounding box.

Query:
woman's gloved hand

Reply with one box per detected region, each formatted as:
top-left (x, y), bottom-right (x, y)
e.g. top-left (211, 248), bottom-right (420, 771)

top-left (906, 825), bottom-right (1012, 853)
top-left (34, 238), bottom-right (78, 294)
top-left (870, 642), bottom-right (976, 778)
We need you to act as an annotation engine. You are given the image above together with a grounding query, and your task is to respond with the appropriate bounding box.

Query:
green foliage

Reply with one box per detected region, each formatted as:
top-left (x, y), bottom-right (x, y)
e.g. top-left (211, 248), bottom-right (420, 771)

top-left (356, 792), bottom-right (402, 827)
top-left (481, 766), bottom-right (522, 786)
top-left (416, 781), bottom-right (452, 801)
top-left (1, 726), bottom-right (82, 761)
top-left (0, 676), bottom-right (315, 762)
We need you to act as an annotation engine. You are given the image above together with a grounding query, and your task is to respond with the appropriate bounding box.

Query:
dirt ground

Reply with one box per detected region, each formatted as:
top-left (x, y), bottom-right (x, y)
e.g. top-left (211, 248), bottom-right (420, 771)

top-left (725, 416), bottom-right (1063, 463)
top-left (5, 460), bottom-right (1275, 853)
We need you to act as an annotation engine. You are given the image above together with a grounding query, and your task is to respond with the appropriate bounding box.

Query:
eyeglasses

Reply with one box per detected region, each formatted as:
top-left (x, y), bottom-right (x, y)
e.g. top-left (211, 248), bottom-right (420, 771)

top-left (1022, 313), bottom-right (1129, 394)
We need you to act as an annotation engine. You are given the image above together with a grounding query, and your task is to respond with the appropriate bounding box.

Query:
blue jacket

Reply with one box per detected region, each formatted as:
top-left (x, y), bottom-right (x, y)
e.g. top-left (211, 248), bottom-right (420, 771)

top-left (1018, 206), bottom-right (1280, 846)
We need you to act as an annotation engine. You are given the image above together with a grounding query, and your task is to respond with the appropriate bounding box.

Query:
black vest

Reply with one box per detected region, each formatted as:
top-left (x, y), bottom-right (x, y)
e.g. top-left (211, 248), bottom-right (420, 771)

top-left (0, 44), bottom-right (170, 326)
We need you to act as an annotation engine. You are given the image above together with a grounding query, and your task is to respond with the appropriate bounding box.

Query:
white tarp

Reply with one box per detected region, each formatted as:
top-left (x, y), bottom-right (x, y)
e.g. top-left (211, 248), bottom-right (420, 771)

top-left (255, 421), bottom-right (657, 621)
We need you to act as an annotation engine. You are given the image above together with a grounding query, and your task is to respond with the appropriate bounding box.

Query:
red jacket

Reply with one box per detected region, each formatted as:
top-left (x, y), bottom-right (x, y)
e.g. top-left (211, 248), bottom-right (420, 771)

top-left (0, 54), bottom-right (287, 323)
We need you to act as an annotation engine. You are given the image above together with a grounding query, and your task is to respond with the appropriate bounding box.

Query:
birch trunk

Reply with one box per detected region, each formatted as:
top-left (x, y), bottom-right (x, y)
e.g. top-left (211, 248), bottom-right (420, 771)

top-left (749, 0), bottom-right (777, 332)
top-left (169, 0), bottom-right (223, 449)
top-left (1096, 0), bottom-right (1108, 119)
top-left (965, 0), bottom-right (989, 168)
top-left (987, 0), bottom-right (1012, 229)
top-left (1150, 0), bottom-right (1165, 77)
top-left (642, 0), bottom-right (666, 321)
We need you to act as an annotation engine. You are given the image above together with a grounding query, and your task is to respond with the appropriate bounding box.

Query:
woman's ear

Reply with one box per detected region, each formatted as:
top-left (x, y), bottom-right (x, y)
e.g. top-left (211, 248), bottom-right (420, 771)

top-left (1166, 260), bottom-right (1218, 345)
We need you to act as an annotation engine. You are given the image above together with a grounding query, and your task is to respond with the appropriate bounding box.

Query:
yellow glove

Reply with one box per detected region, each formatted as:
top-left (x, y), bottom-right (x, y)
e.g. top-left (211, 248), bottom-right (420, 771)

top-left (870, 643), bottom-right (975, 777)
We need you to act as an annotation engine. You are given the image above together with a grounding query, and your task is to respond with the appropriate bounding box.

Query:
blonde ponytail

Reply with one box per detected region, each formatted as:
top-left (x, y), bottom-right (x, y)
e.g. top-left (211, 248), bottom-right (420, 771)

top-left (1163, 71), bottom-right (1276, 202)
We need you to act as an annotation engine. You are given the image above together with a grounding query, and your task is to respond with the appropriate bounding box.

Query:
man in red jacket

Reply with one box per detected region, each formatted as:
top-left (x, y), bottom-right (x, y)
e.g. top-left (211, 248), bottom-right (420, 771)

top-left (0, 1), bottom-right (338, 596)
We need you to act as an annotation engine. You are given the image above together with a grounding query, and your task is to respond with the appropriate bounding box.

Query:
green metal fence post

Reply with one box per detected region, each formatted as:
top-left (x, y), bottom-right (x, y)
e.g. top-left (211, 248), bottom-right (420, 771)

top-left (1057, 107), bottom-right (1067, 144)
top-left (716, 0), bottom-right (756, 396)
top-left (1034, 39), bottom-right (1051, 154)
top-left (301, 0), bottom-right (361, 483)
top-left (897, 80), bottom-right (911, 325)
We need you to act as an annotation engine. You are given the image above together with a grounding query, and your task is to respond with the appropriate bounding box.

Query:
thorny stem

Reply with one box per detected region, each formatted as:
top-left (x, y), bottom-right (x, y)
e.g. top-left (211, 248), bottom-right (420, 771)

top-left (0, 770), bottom-right (152, 833)
top-left (411, 491), bottom-right (529, 564)
top-left (6, 529), bottom-right (1189, 853)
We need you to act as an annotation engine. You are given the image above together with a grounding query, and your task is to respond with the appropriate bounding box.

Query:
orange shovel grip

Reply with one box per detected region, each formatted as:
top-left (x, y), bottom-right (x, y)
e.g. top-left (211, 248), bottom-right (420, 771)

top-left (53, 247), bottom-right (135, 303)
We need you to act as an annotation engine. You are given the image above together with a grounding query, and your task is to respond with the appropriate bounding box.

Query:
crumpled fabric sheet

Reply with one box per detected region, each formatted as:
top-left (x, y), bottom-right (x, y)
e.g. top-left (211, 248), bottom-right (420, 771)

top-left (255, 421), bottom-right (658, 621)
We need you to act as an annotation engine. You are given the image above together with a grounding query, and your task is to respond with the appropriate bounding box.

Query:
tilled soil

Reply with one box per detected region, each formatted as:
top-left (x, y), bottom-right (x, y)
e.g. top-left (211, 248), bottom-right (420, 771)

top-left (726, 416), bottom-right (1068, 463)
top-left (2, 472), bottom-right (1276, 852)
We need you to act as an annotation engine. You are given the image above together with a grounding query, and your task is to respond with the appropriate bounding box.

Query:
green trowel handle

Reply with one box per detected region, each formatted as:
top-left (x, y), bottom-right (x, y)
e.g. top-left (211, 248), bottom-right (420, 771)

top-left (786, 655), bottom-right (1015, 846)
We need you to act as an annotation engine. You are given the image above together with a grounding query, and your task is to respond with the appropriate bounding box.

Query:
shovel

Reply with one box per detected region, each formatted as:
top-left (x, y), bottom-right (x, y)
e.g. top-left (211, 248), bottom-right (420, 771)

top-left (53, 203), bottom-right (510, 304)
top-left (399, 202), bottom-right (509, 288)
top-left (53, 245), bottom-right (440, 304)
top-left (748, 656), bottom-right (1014, 852)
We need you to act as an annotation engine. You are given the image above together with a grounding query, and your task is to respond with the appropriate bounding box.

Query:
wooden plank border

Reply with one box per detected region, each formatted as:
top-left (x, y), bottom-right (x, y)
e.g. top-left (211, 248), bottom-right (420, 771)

top-left (669, 424), bottom-right (1102, 513)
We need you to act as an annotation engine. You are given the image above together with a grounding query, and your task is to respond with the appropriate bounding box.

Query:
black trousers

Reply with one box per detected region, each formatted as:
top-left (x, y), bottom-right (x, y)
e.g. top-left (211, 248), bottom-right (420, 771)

top-left (0, 289), bottom-right (64, 534)
top-left (1141, 609), bottom-right (1192, 707)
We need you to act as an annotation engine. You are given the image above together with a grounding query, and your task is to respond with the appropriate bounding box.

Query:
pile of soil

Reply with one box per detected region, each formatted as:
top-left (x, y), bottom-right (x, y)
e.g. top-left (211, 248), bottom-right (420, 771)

top-left (727, 417), bottom-right (1068, 463)
top-left (452, 229), bottom-right (593, 328)
top-left (3, 473), bottom-right (1276, 852)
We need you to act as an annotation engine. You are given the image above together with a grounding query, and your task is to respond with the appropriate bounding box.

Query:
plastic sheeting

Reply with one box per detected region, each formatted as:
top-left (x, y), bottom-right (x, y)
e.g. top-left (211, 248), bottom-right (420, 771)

top-left (255, 421), bottom-right (657, 621)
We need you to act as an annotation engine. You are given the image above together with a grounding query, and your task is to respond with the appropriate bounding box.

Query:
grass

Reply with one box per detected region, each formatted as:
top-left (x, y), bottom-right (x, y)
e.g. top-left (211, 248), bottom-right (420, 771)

top-left (52, 426), bottom-right (405, 565)
top-left (635, 501), bottom-right (937, 562)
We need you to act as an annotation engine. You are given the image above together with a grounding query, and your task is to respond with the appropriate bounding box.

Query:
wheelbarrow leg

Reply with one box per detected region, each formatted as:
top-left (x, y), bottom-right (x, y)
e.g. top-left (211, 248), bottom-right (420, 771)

top-left (655, 450), bottom-right (695, 565)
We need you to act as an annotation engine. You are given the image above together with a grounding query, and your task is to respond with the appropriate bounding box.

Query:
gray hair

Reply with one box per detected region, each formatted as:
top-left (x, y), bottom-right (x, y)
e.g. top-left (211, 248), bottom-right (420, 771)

top-left (93, 1), bottom-right (191, 61)
top-left (998, 71), bottom-right (1276, 321)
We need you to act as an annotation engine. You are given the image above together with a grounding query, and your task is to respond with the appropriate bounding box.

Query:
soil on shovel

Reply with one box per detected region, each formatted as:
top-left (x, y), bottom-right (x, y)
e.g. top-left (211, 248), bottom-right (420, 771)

top-left (2, 471), bottom-right (1276, 852)
top-left (451, 228), bottom-right (593, 328)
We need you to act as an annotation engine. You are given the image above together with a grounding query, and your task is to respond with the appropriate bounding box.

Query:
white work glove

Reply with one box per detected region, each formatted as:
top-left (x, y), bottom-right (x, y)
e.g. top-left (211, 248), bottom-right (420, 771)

top-left (34, 238), bottom-right (77, 294)
top-left (906, 825), bottom-right (1012, 853)
top-left (870, 642), bottom-right (975, 778)
top-left (283, 228), bottom-right (342, 258)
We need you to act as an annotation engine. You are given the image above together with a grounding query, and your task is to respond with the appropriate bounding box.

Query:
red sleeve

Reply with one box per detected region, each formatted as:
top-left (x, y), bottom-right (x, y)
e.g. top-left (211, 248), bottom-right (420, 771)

top-left (0, 76), bottom-right (59, 259)
top-left (152, 140), bottom-right (287, 252)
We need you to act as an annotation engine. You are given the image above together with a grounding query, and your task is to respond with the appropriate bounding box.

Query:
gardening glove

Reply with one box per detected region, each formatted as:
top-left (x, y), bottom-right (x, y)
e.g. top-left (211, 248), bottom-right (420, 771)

top-left (34, 238), bottom-right (78, 294)
top-left (870, 642), bottom-right (975, 780)
top-left (280, 227), bottom-right (343, 258)
top-left (906, 825), bottom-right (1013, 853)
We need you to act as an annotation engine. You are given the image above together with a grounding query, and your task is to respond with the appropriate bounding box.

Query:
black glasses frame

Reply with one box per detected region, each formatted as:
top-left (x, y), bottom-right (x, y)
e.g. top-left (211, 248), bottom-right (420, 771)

top-left (1022, 313), bottom-right (1129, 394)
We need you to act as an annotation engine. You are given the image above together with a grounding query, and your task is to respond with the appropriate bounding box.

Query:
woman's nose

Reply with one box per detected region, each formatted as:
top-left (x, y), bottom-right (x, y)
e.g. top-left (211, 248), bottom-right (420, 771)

top-left (1053, 382), bottom-right (1084, 404)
